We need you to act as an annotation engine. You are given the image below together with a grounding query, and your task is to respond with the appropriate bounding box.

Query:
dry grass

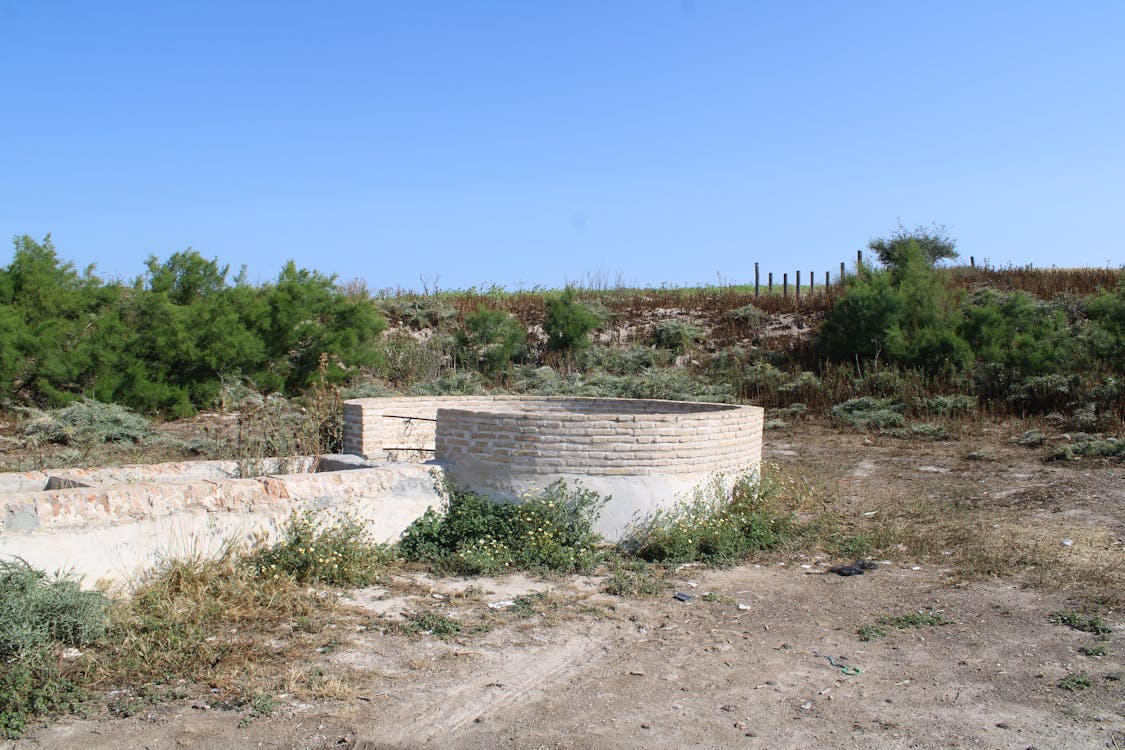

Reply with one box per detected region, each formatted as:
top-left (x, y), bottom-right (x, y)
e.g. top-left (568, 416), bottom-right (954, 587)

top-left (779, 426), bottom-right (1125, 609)
top-left (91, 549), bottom-right (364, 703)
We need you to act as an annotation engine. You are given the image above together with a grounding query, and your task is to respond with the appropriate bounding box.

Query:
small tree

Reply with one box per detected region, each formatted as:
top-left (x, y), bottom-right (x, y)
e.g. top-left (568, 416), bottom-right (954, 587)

top-left (820, 238), bottom-right (970, 373)
top-left (455, 307), bottom-right (525, 377)
top-left (543, 286), bottom-right (599, 358)
top-left (869, 223), bottom-right (958, 270)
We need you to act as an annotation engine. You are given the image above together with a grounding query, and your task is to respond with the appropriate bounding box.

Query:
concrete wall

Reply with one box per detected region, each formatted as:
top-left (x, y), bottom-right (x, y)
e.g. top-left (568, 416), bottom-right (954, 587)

top-left (0, 460), bottom-right (445, 588)
top-left (343, 396), bottom-right (765, 539)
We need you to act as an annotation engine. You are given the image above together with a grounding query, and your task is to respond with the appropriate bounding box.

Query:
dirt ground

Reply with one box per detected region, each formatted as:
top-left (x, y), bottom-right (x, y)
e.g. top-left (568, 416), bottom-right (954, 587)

top-left (9, 421), bottom-right (1124, 750)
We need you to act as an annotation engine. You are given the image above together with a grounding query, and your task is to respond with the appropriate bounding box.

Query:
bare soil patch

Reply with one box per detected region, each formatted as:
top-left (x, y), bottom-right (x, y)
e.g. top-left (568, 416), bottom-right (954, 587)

top-left (9, 421), bottom-right (1123, 750)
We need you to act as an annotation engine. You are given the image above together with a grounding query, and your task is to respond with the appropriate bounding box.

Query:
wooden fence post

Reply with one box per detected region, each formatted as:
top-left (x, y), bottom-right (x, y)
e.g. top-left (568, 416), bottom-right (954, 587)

top-left (768, 272), bottom-right (773, 292)
top-left (755, 262), bottom-right (760, 297)
top-left (796, 270), bottom-right (801, 304)
top-left (839, 261), bottom-right (845, 283)
top-left (783, 273), bottom-right (788, 298)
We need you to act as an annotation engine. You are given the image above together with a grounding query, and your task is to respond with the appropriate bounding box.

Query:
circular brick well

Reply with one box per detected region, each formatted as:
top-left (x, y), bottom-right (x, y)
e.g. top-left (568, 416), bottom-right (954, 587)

top-left (342, 396), bottom-right (764, 539)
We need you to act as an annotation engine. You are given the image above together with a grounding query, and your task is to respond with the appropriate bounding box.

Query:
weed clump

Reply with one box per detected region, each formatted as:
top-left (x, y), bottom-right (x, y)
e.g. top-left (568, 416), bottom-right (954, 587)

top-left (396, 481), bottom-right (605, 575)
top-left (882, 423), bottom-right (951, 441)
top-left (830, 397), bottom-right (907, 430)
top-left (629, 471), bottom-right (795, 566)
top-left (1046, 438), bottom-right (1125, 462)
top-left (857, 610), bottom-right (952, 642)
top-left (1016, 429), bottom-right (1048, 447)
top-left (1058, 673), bottom-right (1093, 692)
top-left (253, 509), bottom-right (389, 587)
top-left (400, 611), bottom-right (463, 638)
top-left (602, 560), bottom-right (668, 597)
top-left (1049, 610), bottom-right (1112, 636)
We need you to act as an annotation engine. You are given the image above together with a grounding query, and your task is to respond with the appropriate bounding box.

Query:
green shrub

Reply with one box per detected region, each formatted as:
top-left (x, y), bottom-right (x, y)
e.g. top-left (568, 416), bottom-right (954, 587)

top-left (583, 345), bottom-right (665, 375)
top-left (630, 473), bottom-right (795, 566)
top-left (914, 394), bottom-right (976, 417)
top-left (830, 397), bottom-right (907, 430)
top-left (727, 303), bottom-right (767, 326)
top-left (455, 307), bottom-right (525, 376)
top-left (543, 286), bottom-right (600, 357)
top-left (651, 320), bottom-right (703, 354)
top-left (882, 423), bottom-right (950, 441)
top-left (0, 559), bottom-right (108, 658)
top-left (0, 560), bottom-right (108, 738)
top-left (771, 403), bottom-right (808, 419)
top-left (1046, 438), bottom-right (1125, 462)
top-left (253, 509), bottom-right (389, 587)
top-left (820, 239), bottom-right (971, 374)
top-left (378, 297), bottom-right (458, 330)
top-left (396, 481), bottom-right (606, 575)
top-left (21, 399), bottom-right (151, 445)
top-left (1016, 429), bottom-right (1047, 447)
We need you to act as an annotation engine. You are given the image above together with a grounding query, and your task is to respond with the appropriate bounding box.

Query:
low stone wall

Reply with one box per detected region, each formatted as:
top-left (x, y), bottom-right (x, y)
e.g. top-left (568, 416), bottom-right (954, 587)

top-left (343, 396), bottom-right (765, 538)
top-left (0, 458), bottom-right (444, 588)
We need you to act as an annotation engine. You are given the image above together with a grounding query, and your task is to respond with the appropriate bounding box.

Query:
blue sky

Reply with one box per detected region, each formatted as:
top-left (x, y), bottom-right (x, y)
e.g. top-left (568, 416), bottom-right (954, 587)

top-left (2, 1), bottom-right (1122, 291)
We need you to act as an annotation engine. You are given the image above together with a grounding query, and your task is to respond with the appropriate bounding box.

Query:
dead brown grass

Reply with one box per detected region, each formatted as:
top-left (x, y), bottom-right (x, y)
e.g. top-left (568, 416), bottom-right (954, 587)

top-left (91, 550), bottom-right (364, 703)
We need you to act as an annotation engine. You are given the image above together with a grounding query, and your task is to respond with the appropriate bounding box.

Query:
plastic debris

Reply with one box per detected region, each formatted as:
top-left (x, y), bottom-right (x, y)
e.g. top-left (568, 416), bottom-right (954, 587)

top-left (673, 592), bottom-right (694, 602)
top-left (487, 600), bottom-right (515, 609)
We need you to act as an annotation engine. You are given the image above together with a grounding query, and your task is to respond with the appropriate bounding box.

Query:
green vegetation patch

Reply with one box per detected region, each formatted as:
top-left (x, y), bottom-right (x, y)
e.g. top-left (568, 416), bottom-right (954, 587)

top-left (1058, 673), bottom-right (1093, 692)
top-left (1046, 438), bottom-right (1125, 462)
top-left (253, 509), bottom-right (390, 587)
top-left (400, 611), bottom-right (463, 639)
top-left (858, 610), bottom-right (952, 641)
top-left (1049, 610), bottom-right (1112, 636)
top-left (21, 399), bottom-right (152, 445)
top-left (396, 481), bottom-right (606, 575)
top-left (830, 397), bottom-right (907, 430)
top-left (602, 560), bottom-right (668, 598)
top-left (629, 473), bottom-right (796, 566)
top-left (0, 560), bottom-right (109, 738)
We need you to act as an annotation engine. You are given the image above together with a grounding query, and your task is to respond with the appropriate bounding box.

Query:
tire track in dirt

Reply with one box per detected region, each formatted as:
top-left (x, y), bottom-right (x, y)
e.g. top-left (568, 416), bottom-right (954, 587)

top-left (369, 628), bottom-right (614, 747)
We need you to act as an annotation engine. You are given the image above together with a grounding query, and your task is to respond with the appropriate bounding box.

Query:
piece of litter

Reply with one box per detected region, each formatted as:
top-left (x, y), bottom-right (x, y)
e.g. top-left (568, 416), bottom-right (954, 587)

top-left (629, 670), bottom-right (645, 676)
top-left (431, 593), bottom-right (448, 600)
top-left (800, 564), bottom-right (811, 569)
top-left (911, 566), bottom-right (921, 571)
top-left (863, 511), bottom-right (878, 516)
top-left (1062, 538), bottom-right (1074, 547)
top-left (673, 592), bottom-right (694, 602)
top-left (737, 603), bottom-right (751, 611)
top-left (798, 701), bottom-right (813, 711)
top-left (686, 580), bottom-right (698, 588)
top-left (487, 600), bottom-right (515, 609)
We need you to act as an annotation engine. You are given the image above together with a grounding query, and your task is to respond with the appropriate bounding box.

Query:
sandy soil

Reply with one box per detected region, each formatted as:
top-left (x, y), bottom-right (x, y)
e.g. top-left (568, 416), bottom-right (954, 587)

top-left (9, 422), bottom-right (1124, 750)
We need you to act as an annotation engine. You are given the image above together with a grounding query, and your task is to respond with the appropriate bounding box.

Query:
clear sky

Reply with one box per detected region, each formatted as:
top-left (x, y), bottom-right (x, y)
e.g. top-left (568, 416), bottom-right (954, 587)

top-left (2, 1), bottom-right (1123, 291)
